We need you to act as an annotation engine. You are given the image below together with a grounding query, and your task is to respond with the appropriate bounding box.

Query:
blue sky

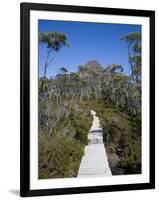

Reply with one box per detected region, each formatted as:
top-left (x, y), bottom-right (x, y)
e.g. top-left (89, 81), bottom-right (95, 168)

top-left (38, 20), bottom-right (141, 78)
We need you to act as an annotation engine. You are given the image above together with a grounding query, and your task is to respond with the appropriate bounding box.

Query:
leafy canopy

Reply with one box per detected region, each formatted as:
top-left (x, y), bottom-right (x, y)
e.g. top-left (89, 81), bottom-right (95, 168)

top-left (105, 64), bottom-right (123, 73)
top-left (39, 31), bottom-right (69, 52)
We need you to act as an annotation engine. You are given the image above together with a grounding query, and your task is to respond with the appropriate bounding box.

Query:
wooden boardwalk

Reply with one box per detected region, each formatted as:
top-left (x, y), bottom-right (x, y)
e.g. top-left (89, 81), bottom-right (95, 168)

top-left (78, 110), bottom-right (112, 177)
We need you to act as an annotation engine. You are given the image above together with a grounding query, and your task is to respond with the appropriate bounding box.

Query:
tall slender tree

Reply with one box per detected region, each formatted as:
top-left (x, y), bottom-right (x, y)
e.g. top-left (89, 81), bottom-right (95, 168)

top-left (121, 32), bottom-right (141, 82)
top-left (39, 31), bottom-right (69, 88)
top-left (121, 32), bottom-right (141, 115)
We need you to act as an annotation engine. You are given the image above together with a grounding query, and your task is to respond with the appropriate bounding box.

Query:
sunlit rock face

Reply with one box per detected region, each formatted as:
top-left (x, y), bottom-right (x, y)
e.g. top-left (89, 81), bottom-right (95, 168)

top-left (78, 60), bottom-right (103, 78)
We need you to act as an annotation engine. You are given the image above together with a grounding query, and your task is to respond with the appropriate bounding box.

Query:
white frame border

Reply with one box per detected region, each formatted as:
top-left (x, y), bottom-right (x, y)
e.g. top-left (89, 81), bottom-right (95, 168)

top-left (30, 10), bottom-right (150, 190)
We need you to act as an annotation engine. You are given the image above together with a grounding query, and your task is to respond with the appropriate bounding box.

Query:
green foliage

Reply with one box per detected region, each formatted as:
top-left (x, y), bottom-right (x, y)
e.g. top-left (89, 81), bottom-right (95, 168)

top-left (39, 31), bottom-right (69, 51)
top-left (38, 56), bottom-right (141, 176)
top-left (39, 134), bottom-right (84, 179)
top-left (121, 32), bottom-right (141, 44)
top-left (105, 64), bottom-right (123, 73)
top-left (121, 32), bottom-right (141, 82)
top-left (39, 31), bottom-right (69, 89)
top-left (119, 137), bottom-right (141, 174)
top-left (59, 67), bottom-right (68, 74)
top-left (70, 108), bottom-right (92, 145)
top-left (38, 31), bottom-right (142, 177)
top-left (85, 100), bottom-right (141, 175)
top-left (38, 98), bottom-right (92, 179)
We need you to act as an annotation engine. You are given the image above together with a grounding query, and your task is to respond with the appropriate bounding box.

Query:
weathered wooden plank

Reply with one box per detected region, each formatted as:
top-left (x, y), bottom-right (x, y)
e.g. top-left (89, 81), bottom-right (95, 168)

top-left (78, 110), bottom-right (112, 177)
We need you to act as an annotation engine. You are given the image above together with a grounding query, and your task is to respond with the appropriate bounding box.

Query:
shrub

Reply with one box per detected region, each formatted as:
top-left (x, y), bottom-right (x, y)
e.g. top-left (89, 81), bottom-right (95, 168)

top-left (72, 112), bottom-right (92, 145)
top-left (39, 134), bottom-right (84, 179)
top-left (38, 99), bottom-right (93, 179)
top-left (85, 99), bottom-right (141, 175)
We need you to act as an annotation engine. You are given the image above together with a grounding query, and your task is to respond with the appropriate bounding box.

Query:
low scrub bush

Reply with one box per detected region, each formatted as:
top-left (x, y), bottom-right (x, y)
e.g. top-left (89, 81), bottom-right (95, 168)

top-left (38, 99), bottom-right (93, 179)
top-left (39, 134), bottom-right (84, 179)
top-left (85, 100), bottom-right (141, 175)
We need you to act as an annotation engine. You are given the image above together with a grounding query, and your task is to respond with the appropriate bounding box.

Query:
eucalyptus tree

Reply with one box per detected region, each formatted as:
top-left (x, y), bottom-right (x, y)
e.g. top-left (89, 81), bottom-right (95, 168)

top-left (58, 67), bottom-right (69, 96)
top-left (39, 31), bottom-right (69, 88)
top-left (59, 67), bottom-right (68, 75)
top-left (105, 64), bottom-right (123, 73)
top-left (121, 32), bottom-right (141, 83)
top-left (102, 64), bottom-right (124, 103)
top-left (121, 32), bottom-right (141, 115)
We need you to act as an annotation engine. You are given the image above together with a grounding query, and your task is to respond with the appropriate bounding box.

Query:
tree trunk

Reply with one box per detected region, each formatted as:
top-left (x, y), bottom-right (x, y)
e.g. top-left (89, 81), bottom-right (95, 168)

top-left (42, 64), bottom-right (47, 90)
